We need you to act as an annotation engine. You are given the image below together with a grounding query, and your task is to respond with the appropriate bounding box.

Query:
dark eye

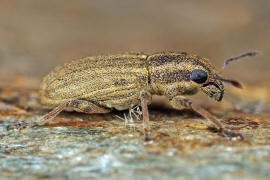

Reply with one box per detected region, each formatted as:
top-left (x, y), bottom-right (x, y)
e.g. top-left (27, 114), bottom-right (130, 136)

top-left (190, 69), bottom-right (208, 84)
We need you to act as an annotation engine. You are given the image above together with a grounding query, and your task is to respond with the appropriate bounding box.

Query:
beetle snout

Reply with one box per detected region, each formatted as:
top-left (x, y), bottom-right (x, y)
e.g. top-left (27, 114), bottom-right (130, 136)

top-left (201, 80), bottom-right (224, 101)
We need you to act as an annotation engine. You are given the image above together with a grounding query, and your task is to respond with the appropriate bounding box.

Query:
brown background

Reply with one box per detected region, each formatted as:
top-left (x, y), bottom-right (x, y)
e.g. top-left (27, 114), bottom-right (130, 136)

top-left (0, 0), bottom-right (269, 85)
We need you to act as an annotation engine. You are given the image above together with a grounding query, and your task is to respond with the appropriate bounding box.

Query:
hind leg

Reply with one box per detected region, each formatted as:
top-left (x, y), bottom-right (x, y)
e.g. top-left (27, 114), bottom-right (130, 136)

top-left (38, 100), bottom-right (110, 125)
top-left (7, 100), bottom-right (110, 130)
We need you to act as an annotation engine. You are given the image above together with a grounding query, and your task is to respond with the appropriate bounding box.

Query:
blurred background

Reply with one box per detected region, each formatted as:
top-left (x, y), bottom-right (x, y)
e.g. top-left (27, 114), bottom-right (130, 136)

top-left (0, 0), bottom-right (269, 85)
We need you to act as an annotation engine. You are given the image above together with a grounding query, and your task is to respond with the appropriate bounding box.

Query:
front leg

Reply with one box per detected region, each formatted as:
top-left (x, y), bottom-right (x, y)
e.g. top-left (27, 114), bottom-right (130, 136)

top-left (169, 96), bottom-right (243, 140)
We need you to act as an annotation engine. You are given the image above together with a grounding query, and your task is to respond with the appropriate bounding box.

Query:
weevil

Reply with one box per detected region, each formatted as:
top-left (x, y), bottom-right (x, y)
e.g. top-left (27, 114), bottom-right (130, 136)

top-left (9, 51), bottom-right (259, 140)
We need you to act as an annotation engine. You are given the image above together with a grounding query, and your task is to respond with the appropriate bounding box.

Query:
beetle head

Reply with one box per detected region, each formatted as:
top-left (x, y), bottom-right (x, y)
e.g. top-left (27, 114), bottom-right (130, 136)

top-left (185, 57), bottom-right (225, 101)
top-left (189, 51), bottom-right (259, 101)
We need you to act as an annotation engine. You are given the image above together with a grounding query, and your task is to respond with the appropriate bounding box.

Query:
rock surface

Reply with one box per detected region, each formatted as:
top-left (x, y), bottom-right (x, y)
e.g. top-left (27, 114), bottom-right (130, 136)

top-left (0, 78), bottom-right (270, 180)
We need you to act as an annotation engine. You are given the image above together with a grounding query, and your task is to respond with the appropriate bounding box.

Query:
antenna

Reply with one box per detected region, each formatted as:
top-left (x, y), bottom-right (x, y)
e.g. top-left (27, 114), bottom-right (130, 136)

top-left (219, 51), bottom-right (260, 74)
top-left (216, 76), bottom-right (243, 89)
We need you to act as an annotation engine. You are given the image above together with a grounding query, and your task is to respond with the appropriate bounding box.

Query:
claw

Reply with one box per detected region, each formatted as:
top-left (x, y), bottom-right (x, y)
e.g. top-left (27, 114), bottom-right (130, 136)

top-left (207, 127), bottom-right (244, 140)
top-left (6, 122), bottom-right (35, 131)
top-left (144, 129), bottom-right (152, 141)
top-left (7, 123), bottom-right (25, 131)
top-left (222, 129), bottom-right (244, 140)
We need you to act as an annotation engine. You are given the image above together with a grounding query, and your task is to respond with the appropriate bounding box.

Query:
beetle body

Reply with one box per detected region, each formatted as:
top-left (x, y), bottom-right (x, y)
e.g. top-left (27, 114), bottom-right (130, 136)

top-left (7, 51), bottom-right (257, 139)
top-left (40, 52), bottom-right (224, 112)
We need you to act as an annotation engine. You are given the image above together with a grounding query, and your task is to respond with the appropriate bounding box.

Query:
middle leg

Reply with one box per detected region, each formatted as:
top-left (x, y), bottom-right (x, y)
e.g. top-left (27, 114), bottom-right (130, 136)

top-left (140, 91), bottom-right (152, 141)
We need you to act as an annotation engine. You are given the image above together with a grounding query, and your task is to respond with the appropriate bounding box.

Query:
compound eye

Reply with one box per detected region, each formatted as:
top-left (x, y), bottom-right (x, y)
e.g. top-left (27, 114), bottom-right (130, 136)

top-left (190, 69), bottom-right (208, 84)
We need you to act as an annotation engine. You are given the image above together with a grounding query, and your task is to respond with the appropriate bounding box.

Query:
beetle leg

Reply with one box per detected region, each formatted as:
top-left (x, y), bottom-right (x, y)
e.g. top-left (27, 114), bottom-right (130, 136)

top-left (7, 100), bottom-right (110, 130)
top-left (140, 91), bottom-right (152, 141)
top-left (169, 96), bottom-right (243, 140)
top-left (38, 100), bottom-right (109, 125)
top-left (68, 100), bottom-right (111, 114)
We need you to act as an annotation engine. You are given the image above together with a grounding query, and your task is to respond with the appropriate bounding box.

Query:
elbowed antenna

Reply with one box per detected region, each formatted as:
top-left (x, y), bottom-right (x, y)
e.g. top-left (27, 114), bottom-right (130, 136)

top-left (219, 51), bottom-right (261, 74)
top-left (216, 50), bottom-right (261, 89)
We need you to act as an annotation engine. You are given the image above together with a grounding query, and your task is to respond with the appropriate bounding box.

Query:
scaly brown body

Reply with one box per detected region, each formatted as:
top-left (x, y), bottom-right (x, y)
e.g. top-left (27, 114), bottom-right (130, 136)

top-left (11, 51), bottom-right (257, 140)
top-left (40, 52), bottom-right (222, 112)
